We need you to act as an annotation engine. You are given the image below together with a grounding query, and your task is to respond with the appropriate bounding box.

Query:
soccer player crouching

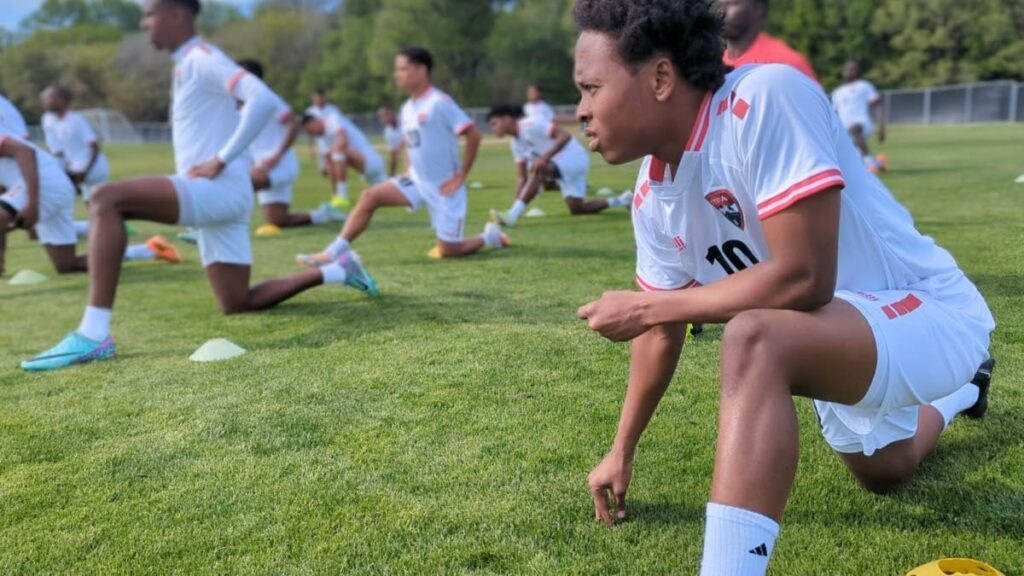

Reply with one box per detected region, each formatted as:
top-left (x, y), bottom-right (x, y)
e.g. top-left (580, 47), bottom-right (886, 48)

top-left (236, 59), bottom-right (345, 229)
top-left (296, 46), bottom-right (508, 268)
top-left (572, 1), bottom-right (994, 575)
top-left (21, 0), bottom-right (377, 372)
top-left (0, 132), bottom-right (177, 277)
top-left (298, 106), bottom-right (388, 210)
top-left (486, 103), bottom-right (630, 227)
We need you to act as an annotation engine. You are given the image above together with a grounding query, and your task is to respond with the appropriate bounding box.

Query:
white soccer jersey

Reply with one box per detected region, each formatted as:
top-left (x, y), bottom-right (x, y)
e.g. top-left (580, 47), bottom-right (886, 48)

top-left (0, 95), bottom-right (28, 139)
top-left (41, 110), bottom-right (105, 172)
top-left (633, 64), bottom-right (960, 295)
top-left (832, 79), bottom-right (880, 133)
top-left (306, 102), bottom-right (341, 155)
top-left (171, 36), bottom-right (273, 177)
top-left (249, 92), bottom-right (294, 163)
top-left (510, 117), bottom-right (588, 168)
top-left (323, 110), bottom-right (382, 166)
top-left (399, 86), bottom-right (474, 189)
top-left (524, 100), bottom-right (556, 122)
top-left (384, 124), bottom-right (403, 152)
top-left (0, 132), bottom-right (76, 244)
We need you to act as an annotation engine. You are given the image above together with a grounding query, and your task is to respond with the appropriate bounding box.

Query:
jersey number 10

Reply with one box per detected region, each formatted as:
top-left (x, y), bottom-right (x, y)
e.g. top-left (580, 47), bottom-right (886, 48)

top-left (705, 240), bottom-right (759, 274)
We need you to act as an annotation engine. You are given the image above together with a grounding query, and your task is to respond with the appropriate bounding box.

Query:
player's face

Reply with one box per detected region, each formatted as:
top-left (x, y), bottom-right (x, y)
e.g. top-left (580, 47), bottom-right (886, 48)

top-left (312, 93), bottom-right (326, 108)
top-left (574, 32), bottom-right (658, 165)
top-left (527, 86), bottom-right (541, 102)
top-left (377, 108), bottom-right (394, 125)
top-left (141, 0), bottom-right (181, 51)
top-left (304, 119), bottom-right (325, 136)
top-left (488, 116), bottom-right (514, 137)
top-left (40, 90), bottom-right (61, 113)
top-left (719, 0), bottom-right (761, 41)
top-left (842, 62), bottom-right (860, 82)
top-left (394, 55), bottom-right (427, 94)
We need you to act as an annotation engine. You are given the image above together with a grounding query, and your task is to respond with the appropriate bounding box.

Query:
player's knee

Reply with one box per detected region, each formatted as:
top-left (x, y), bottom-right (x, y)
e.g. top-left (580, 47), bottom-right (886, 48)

top-left (87, 183), bottom-right (119, 214)
top-left (217, 300), bottom-right (249, 315)
top-left (720, 310), bottom-right (785, 389)
top-left (855, 465), bottom-right (917, 495)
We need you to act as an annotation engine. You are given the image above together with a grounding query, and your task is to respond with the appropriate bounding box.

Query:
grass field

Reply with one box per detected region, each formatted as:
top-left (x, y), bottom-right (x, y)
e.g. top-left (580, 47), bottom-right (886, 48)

top-left (1, 124), bottom-right (1022, 574)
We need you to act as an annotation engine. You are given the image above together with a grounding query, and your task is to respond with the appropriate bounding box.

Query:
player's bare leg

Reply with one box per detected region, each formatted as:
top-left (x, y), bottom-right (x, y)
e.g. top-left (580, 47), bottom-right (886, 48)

top-left (206, 263), bottom-right (325, 315)
top-left (262, 203), bottom-right (312, 228)
top-left (86, 177), bottom-right (180, 308)
top-left (436, 237), bottom-right (485, 258)
top-left (848, 125), bottom-right (870, 158)
top-left (565, 197), bottom-right (611, 215)
top-left (711, 299), bottom-right (878, 522)
top-left (44, 244), bottom-right (88, 274)
top-left (339, 181), bottom-right (410, 243)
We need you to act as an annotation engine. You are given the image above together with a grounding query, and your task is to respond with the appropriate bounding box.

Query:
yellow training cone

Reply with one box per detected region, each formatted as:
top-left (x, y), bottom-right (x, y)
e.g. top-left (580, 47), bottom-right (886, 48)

top-left (906, 558), bottom-right (1005, 576)
top-left (426, 246), bottom-right (442, 259)
top-left (255, 224), bottom-right (281, 236)
top-left (189, 338), bottom-right (246, 362)
top-left (9, 269), bottom-right (48, 285)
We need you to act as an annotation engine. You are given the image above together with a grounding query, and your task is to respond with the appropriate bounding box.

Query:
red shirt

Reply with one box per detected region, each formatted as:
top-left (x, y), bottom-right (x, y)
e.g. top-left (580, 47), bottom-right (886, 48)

top-left (723, 32), bottom-right (819, 83)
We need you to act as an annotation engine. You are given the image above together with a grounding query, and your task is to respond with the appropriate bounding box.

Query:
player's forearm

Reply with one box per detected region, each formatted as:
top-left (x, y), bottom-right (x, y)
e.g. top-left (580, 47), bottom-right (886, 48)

top-left (217, 77), bottom-right (275, 164)
top-left (275, 119), bottom-right (301, 159)
top-left (873, 102), bottom-right (885, 131)
top-left (642, 259), bottom-right (835, 326)
top-left (84, 142), bottom-right (100, 173)
top-left (612, 325), bottom-right (685, 459)
top-left (542, 133), bottom-right (571, 163)
top-left (14, 147), bottom-right (40, 207)
top-left (458, 127), bottom-right (482, 179)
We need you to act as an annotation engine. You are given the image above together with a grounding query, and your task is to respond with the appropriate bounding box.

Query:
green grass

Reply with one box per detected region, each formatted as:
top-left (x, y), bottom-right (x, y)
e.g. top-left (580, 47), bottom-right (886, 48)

top-left (1, 125), bottom-right (1022, 574)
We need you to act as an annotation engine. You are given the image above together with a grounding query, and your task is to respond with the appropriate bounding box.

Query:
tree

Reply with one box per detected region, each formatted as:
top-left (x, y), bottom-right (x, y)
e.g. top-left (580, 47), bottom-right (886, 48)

top-left (19, 0), bottom-right (142, 33)
top-left (487, 0), bottom-right (576, 106)
top-left (105, 33), bottom-right (173, 121)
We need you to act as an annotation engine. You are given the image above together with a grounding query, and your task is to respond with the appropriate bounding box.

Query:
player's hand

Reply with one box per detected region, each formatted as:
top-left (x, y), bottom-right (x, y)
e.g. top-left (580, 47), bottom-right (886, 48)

top-left (440, 174), bottom-right (465, 197)
top-left (588, 451), bottom-right (633, 527)
top-left (260, 155), bottom-right (281, 172)
top-left (188, 157), bottom-right (226, 180)
top-left (16, 202), bottom-right (39, 230)
top-left (577, 291), bottom-right (651, 342)
top-left (68, 171), bottom-right (86, 185)
top-left (531, 157), bottom-right (550, 176)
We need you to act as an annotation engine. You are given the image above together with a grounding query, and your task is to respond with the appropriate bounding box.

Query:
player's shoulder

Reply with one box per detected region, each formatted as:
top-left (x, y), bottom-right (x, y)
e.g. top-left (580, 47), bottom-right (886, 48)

top-left (730, 64), bottom-right (824, 108)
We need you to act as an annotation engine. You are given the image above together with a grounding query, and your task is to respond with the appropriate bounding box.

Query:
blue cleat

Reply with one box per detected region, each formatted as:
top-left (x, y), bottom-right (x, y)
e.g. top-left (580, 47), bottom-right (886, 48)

top-left (21, 332), bottom-right (116, 372)
top-left (339, 250), bottom-right (379, 297)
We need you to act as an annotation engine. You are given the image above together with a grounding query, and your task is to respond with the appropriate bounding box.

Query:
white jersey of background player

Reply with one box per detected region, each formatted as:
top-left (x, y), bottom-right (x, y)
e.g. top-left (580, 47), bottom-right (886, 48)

top-left (40, 86), bottom-right (111, 200)
top-left (0, 94), bottom-right (29, 139)
top-left (22, 0), bottom-right (376, 373)
top-left (523, 84), bottom-right (556, 122)
top-left (296, 45), bottom-right (505, 270)
top-left (237, 59), bottom-right (342, 229)
top-left (305, 90), bottom-right (340, 170)
top-left (323, 109), bottom-right (386, 184)
top-left (0, 129), bottom-right (171, 277)
top-left (832, 60), bottom-right (888, 174)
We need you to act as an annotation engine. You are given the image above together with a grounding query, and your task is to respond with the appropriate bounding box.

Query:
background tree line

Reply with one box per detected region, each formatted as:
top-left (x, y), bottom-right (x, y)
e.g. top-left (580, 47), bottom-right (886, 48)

top-left (1, 0), bottom-right (1022, 123)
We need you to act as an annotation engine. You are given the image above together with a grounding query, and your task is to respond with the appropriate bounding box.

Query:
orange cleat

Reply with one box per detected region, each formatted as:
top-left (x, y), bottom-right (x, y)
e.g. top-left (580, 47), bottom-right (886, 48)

top-left (145, 235), bottom-right (182, 263)
top-left (877, 153), bottom-right (889, 172)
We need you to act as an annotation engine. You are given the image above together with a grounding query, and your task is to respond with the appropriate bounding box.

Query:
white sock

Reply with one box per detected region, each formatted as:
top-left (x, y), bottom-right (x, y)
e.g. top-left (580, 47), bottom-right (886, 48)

top-left (310, 207), bottom-right (329, 224)
top-left (506, 200), bottom-right (528, 224)
top-left (481, 225), bottom-right (502, 247)
top-left (607, 196), bottom-right (624, 208)
top-left (74, 220), bottom-right (90, 237)
top-left (700, 502), bottom-right (779, 576)
top-left (319, 262), bottom-right (347, 285)
top-left (931, 383), bottom-right (980, 429)
top-left (325, 236), bottom-right (350, 259)
top-left (78, 306), bottom-right (112, 341)
top-left (123, 244), bottom-right (156, 261)
top-left (334, 181), bottom-right (349, 199)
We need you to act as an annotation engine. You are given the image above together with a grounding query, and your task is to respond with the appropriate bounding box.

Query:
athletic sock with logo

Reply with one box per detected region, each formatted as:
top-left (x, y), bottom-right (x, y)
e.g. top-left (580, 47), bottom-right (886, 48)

top-left (700, 502), bottom-right (779, 576)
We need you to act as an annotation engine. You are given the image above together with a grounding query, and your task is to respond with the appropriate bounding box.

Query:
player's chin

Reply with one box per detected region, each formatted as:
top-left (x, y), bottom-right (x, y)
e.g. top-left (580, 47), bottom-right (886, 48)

top-left (598, 145), bottom-right (641, 166)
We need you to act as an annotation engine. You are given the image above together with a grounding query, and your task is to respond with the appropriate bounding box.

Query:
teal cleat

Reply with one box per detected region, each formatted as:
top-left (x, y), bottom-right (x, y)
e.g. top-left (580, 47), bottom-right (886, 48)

top-left (21, 332), bottom-right (116, 372)
top-left (339, 250), bottom-right (379, 297)
top-left (177, 229), bottom-right (198, 244)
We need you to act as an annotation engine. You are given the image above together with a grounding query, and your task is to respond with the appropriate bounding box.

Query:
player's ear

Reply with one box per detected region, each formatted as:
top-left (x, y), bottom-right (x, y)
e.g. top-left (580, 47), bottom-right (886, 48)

top-left (652, 57), bottom-right (675, 103)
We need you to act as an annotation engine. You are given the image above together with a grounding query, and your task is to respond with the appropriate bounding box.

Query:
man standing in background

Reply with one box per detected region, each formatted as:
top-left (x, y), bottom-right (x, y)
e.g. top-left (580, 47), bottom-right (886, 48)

top-left (719, 0), bottom-right (818, 83)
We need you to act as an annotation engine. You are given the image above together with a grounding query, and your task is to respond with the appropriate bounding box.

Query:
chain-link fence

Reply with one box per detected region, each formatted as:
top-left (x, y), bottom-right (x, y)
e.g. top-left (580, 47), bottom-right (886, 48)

top-left (884, 81), bottom-right (1022, 125)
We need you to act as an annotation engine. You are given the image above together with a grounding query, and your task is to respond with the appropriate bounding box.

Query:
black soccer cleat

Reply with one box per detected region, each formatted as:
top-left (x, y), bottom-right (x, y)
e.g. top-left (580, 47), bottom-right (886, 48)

top-left (964, 357), bottom-right (995, 419)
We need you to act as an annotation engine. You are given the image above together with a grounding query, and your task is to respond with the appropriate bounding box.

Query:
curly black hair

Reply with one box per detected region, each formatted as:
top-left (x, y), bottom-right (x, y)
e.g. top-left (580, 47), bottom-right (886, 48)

top-left (572, 0), bottom-right (730, 92)
top-left (486, 103), bottom-right (525, 121)
top-left (163, 0), bottom-right (201, 16)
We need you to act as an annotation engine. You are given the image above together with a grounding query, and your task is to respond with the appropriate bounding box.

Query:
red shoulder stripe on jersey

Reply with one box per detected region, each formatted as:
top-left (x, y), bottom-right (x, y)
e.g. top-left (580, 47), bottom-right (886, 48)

top-left (455, 120), bottom-right (475, 136)
top-left (636, 275), bottom-right (698, 292)
top-left (685, 92), bottom-right (713, 152)
top-left (648, 158), bottom-right (667, 182)
top-left (757, 169), bottom-right (845, 220)
top-left (226, 70), bottom-right (248, 96)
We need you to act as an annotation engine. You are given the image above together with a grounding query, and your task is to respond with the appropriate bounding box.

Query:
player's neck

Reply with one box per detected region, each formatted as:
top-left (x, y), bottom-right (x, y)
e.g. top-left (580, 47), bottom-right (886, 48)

top-left (654, 88), bottom-right (707, 177)
top-left (411, 83), bottom-right (433, 100)
top-left (726, 28), bottom-right (762, 59)
top-left (167, 28), bottom-right (198, 54)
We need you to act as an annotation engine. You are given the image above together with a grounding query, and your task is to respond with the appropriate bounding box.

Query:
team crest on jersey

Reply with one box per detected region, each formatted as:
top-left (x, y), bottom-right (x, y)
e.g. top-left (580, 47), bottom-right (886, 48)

top-left (705, 189), bottom-right (744, 230)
